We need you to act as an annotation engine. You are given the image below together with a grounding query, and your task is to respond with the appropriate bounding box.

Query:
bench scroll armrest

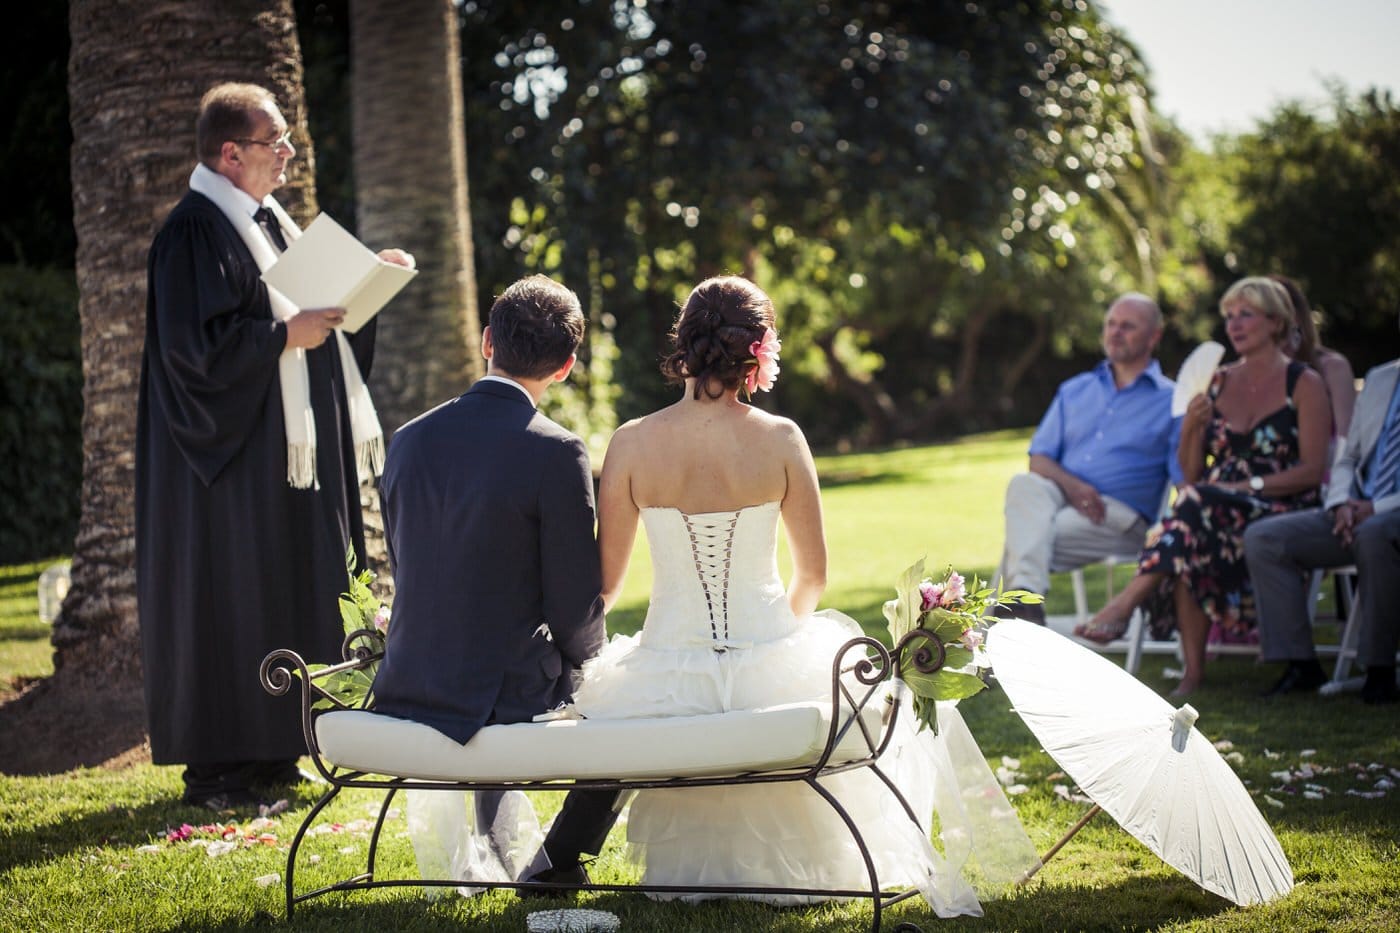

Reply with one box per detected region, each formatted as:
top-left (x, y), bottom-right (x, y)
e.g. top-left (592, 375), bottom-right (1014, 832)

top-left (260, 641), bottom-right (383, 776)
top-left (818, 636), bottom-right (898, 768)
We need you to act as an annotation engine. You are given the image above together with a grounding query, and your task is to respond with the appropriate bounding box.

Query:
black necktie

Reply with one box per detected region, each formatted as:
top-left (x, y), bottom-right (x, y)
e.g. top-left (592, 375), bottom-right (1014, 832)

top-left (254, 207), bottom-right (289, 252)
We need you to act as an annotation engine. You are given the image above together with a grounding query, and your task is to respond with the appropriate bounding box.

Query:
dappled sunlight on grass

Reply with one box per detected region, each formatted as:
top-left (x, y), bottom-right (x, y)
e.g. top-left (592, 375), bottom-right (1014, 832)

top-left (4, 434), bottom-right (1399, 930)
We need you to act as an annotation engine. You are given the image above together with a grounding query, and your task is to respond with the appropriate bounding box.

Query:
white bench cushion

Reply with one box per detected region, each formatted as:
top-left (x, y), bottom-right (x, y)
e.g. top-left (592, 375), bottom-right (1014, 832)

top-left (314, 701), bottom-right (883, 782)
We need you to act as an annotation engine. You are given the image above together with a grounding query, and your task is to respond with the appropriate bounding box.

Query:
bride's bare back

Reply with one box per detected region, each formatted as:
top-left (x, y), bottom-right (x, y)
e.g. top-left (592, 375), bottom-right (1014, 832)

top-left (597, 388), bottom-right (825, 616)
top-left (625, 398), bottom-right (795, 512)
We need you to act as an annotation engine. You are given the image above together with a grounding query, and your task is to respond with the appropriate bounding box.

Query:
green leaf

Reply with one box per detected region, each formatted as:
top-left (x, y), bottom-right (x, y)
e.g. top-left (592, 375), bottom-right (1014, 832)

top-left (902, 668), bottom-right (987, 702)
top-left (931, 670), bottom-right (987, 701)
top-left (339, 596), bottom-right (363, 638)
top-left (885, 557), bottom-right (927, 643)
top-left (319, 666), bottom-right (378, 709)
top-left (997, 587), bottom-right (1043, 605)
top-left (942, 645), bottom-right (974, 671)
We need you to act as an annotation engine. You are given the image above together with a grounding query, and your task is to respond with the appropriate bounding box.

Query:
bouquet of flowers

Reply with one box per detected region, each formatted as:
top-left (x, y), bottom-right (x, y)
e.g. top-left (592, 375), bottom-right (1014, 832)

top-left (883, 557), bottom-right (1040, 733)
top-left (298, 547), bottom-right (390, 711)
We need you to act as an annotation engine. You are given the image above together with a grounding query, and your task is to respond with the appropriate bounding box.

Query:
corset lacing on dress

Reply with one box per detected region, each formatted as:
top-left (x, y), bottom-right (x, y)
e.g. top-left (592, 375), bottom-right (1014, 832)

top-left (682, 511), bottom-right (740, 652)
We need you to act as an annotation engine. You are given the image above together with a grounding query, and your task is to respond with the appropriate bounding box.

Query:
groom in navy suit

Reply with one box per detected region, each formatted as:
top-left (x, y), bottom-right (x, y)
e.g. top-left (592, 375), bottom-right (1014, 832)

top-left (372, 274), bottom-right (605, 741)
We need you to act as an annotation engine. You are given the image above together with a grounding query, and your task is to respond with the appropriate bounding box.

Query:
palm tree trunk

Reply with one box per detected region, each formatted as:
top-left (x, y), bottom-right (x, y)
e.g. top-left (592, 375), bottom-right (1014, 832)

top-left (351, 0), bottom-right (481, 434)
top-left (22, 1), bottom-right (314, 766)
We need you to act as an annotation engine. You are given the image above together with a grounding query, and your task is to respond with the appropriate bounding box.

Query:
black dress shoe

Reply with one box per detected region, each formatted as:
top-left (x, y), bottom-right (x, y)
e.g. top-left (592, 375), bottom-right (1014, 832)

top-left (518, 862), bottom-right (590, 899)
top-left (1361, 666), bottom-right (1399, 705)
top-left (181, 788), bottom-right (264, 811)
top-left (1260, 660), bottom-right (1327, 698)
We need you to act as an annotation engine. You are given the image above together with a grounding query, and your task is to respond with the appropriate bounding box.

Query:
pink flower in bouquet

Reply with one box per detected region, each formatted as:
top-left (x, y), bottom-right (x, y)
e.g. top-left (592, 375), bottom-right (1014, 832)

top-left (959, 628), bottom-right (984, 651)
top-left (918, 580), bottom-right (943, 611)
top-left (373, 604), bottom-right (391, 634)
top-left (744, 327), bottom-right (782, 394)
top-left (940, 572), bottom-right (966, 607)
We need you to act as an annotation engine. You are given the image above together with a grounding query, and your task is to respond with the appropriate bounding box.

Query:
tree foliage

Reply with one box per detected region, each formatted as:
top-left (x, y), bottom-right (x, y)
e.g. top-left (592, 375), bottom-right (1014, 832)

top-left (459, 0), bottom-right (1170, 442)
top-left (1211, 89), bottom-right (1400, 374)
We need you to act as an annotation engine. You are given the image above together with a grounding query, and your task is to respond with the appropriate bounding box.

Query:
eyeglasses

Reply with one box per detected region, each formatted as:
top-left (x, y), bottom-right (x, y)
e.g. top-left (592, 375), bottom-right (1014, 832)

top-left (235, 130), bottom-right (293, 151)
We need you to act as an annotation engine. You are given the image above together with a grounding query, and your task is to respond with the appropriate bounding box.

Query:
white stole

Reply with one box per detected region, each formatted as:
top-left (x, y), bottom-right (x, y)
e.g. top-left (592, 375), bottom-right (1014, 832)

top-left (188, 163), bottom-right (384, 488)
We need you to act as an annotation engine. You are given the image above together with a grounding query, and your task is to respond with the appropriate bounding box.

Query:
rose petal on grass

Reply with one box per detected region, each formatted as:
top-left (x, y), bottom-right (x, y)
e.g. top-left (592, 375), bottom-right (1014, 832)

top-left (1303, 791), bottom-right (1324, 800)
top-left (1213, 739), bottom-right (1235, 751)
top-left (1004, 783), bottom-right (1029, 796)
top-left (1263, 795), bottom-right (1285, 809)
top-left (205, 840), bottom-right (237, 857)
top-left (254, 873), bottom-right (280, 888)
top-left (136, 845), bottom-right (161, 854)
top-left (1300, 749), bottom-right (1316, 757)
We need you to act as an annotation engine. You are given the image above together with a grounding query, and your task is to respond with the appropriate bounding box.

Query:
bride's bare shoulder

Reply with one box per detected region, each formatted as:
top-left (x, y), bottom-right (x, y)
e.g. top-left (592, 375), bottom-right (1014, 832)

top-left (747, 407), bottom-right (806, 440)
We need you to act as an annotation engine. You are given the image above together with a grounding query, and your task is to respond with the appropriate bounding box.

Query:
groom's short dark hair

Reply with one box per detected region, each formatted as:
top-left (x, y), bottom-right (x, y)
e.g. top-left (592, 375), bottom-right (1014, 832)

top-left (488, 275), bottom-right (586, 379)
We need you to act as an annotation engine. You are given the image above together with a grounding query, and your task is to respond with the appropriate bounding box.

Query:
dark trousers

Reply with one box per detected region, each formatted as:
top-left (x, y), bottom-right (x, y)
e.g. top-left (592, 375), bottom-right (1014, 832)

top-left (544, 789), bottom-right (623, 866)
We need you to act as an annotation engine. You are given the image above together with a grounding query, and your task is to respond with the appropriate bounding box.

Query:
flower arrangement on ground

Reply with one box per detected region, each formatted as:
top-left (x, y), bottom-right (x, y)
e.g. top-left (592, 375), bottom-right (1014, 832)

top-left (883, 557), bottom-right (1041, 732)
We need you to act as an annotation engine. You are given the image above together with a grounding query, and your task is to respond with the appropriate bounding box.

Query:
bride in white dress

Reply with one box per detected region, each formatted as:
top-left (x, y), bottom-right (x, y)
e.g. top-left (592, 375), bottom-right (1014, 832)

top-left (564, 275), bottom-right (1039, 916)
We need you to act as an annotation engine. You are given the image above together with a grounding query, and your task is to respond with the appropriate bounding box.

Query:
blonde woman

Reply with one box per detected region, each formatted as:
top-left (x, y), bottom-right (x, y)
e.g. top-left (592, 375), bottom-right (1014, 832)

top-left (1077, 277), bottom-right (1332, 695)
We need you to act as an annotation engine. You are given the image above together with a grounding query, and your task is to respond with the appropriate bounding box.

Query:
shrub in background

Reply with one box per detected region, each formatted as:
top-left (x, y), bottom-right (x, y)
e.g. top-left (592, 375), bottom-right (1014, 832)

top-left (0, 265), bottom-right (81, 562)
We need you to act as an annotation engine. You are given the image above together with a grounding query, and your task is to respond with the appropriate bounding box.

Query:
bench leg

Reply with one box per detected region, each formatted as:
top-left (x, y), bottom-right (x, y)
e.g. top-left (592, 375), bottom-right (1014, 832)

top-left (805, 775), bottom-right (886, 932)
top-left (365, 786), bottom-right (398, 880)
top-left (285, 782), bottom-right (342, 918)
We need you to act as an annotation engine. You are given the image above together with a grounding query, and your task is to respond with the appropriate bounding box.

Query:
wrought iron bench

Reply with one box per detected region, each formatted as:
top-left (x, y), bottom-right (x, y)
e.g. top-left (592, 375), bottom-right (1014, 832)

top-left (259, 631), bottom-right (940, 932)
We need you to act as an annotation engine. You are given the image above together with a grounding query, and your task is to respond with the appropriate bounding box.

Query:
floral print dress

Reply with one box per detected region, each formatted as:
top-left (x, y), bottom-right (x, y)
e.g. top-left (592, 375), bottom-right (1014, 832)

top-left (1144, 361), bottom-right (1320, 643)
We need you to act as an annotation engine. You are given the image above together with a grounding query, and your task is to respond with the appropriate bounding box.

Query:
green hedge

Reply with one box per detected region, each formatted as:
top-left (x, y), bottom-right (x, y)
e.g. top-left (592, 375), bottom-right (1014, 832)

top-left (0, 265), bottom-right (81, 562)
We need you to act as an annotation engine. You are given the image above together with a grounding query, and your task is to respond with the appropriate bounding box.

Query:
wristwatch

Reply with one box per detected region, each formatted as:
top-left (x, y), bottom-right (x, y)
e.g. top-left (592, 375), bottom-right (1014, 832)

top-left (1249, 476), bottom-right (1265, 493)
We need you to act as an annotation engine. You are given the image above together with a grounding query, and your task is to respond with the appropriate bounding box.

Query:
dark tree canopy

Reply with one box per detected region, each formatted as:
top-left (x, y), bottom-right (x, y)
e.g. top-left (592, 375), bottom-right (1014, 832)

top-left (460, 0), bottom-right (1165, 440)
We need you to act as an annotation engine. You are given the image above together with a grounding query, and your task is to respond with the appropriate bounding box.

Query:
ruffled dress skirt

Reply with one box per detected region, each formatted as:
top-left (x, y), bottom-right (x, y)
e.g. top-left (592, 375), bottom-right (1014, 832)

top-left (571, 610), bottom-right (1039, 915)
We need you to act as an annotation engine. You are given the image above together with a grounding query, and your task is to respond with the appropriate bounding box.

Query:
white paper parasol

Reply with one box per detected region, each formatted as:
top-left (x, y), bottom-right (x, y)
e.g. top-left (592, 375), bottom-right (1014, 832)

top-left (986, 620), bottom-right (1294, 906)
top-left (1172, 340), bottom-right (1226, 416)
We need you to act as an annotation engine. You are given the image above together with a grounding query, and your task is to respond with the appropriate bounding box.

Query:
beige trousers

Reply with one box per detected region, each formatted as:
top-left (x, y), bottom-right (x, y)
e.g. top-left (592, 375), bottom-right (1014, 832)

top-left (995, 472), bottom-right (1148, 596)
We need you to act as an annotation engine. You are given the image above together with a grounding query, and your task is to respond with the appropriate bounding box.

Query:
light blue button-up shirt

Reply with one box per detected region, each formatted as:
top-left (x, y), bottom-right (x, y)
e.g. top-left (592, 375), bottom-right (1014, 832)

top-left (1362, 380), bottom-right (1400, 499)
top-left (1029, 359), bottom-right (1182, 520)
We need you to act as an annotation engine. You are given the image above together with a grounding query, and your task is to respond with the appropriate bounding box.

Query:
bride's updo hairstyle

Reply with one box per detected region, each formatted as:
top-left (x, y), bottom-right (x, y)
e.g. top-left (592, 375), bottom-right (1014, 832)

top-left (661, 276), bottom-right (775, 399)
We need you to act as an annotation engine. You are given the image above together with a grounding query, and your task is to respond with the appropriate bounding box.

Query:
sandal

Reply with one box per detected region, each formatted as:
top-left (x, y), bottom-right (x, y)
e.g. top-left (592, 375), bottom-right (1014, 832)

top-left (1073, 615), bottom-right (1128, 645)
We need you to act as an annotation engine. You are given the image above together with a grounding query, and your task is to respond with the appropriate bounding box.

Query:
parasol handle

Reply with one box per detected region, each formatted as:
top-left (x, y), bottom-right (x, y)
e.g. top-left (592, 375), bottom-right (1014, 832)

top-left (1016, 803), bottom-right (1103, 884)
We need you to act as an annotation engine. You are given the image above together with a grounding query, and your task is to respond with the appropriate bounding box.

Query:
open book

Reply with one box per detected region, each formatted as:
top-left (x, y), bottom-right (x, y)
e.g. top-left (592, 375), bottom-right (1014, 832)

top-left (260, 213), bottom-right (417, 334)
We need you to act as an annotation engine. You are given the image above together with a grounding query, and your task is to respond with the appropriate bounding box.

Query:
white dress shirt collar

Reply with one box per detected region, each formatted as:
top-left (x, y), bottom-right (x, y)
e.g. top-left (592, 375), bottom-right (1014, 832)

top-left (479, 374), bottom-right (536, 408)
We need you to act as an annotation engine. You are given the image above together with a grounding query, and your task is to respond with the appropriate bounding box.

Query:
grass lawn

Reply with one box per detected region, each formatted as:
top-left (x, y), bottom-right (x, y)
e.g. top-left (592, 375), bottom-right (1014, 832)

top-left (2, 430), bottom-right (1397, 932)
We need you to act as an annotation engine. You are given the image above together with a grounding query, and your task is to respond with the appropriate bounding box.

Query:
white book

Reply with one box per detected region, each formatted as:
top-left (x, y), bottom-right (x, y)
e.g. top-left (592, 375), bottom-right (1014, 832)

top-left (260, 212), bottom-right (417, 334)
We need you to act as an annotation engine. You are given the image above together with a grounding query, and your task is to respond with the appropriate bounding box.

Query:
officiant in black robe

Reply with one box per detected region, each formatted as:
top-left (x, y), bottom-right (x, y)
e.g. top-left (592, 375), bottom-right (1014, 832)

top-left (136, 83), bottom-right (410, 809)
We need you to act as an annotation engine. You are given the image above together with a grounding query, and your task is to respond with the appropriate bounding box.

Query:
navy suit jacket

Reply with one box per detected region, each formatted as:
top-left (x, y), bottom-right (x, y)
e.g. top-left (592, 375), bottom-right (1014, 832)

top-left (371, 380), bottom-right (606, 743)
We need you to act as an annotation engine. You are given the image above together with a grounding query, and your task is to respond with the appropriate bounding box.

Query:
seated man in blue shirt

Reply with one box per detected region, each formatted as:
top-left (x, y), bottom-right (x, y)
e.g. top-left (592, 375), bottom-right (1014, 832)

top-left (996, 293), bottom-right (1181, 623)
top-left (1246, 350), bottom-right (1400, 704)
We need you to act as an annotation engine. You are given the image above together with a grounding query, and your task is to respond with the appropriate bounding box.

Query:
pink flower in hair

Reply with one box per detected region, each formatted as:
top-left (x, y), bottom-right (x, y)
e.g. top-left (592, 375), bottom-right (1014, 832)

top-left (745, 327), bottom-right (782, 394)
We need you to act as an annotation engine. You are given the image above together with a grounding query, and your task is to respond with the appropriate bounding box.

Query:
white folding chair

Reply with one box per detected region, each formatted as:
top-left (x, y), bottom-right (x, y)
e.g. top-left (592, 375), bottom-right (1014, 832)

top-left (1310, 565), bottom-right (1366, 694)
top-left (1065, 487), bottom-right (1179, 675)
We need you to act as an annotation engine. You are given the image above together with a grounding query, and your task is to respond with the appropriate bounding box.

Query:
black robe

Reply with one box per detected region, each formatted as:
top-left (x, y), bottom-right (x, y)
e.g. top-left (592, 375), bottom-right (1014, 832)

top-left (136, 190), bottom-right (372, 765)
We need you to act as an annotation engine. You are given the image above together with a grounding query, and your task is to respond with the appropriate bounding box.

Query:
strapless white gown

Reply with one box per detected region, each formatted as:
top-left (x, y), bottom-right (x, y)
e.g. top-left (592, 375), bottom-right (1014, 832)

top-left (569, 501), bottom-right (1039, 916)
